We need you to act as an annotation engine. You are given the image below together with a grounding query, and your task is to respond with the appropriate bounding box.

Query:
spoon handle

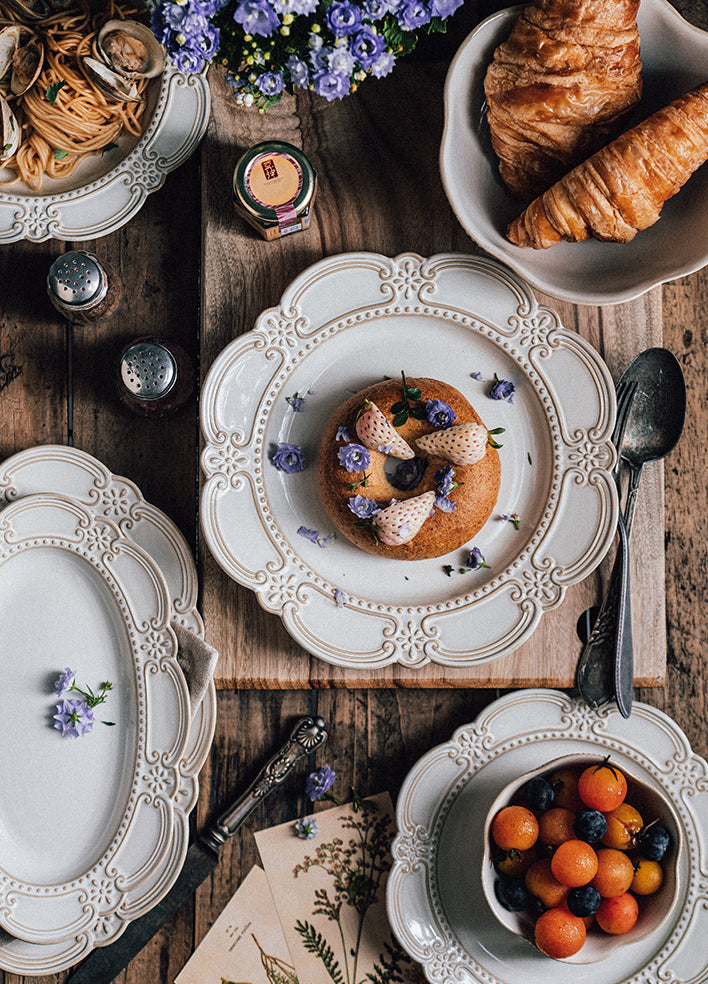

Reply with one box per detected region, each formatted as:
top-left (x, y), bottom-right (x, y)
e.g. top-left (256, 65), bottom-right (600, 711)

top-left (576, 544), bottom-right (623, 708)
top-left (623, 460), bottom-right (642, 536)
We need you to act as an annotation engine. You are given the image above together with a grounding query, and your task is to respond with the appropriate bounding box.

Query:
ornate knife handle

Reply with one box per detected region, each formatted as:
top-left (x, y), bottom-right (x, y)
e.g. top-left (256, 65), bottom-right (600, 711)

top-left (202, 715), bottom-right (328, 849)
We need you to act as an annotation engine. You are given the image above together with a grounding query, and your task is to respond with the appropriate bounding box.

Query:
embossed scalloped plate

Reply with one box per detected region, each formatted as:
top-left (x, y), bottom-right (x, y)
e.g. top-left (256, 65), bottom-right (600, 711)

top-left (440, 0), bottom-right (708, 305)
top-left (387, 689), bottom-right (708, 984)
top-left (0, 493), bottom-right (192, 947)
top-left (200, 251), bottom-right (618, 669)
top-left (0, 63), bottom-right (210, 243)
top-left (0, 446), bottom-right (216, 974)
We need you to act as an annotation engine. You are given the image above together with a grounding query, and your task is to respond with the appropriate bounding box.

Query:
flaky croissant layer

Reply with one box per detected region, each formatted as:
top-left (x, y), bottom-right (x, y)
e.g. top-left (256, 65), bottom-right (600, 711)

top-left (506, 81), bottom-right (708, 248)
top-left (484, 0), bottom-right (642, 200)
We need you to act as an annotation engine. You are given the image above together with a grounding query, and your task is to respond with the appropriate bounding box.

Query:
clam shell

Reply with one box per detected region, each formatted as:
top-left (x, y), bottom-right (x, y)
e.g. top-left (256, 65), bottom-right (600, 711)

top-left (0, 92), bottom-right (20, 162)
top-left (93, 20), bottom-right (165, 81)
top-left (0, 26), bottom-right (21, 83)
top-left (2, 0), bottom-right (51, 21)
top-left (82, 55), bottom-right (143, 103)
top-left (10, 35), bottom-right (43, 96)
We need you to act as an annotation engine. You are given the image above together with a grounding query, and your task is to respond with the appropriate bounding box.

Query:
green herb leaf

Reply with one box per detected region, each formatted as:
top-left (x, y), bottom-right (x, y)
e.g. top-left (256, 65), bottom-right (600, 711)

top-left (406, 385), bottom-right (422, 401)
top-left (53, 148), bottom-right (68, 160)
top-left (390, 400), bottom-right (406, 413)
top-left (46, 80), bottom-right (67, 105)
top-left (411, 406), bottom-right (427, 420)
top-left (392, 410), bottom-right (408, 427)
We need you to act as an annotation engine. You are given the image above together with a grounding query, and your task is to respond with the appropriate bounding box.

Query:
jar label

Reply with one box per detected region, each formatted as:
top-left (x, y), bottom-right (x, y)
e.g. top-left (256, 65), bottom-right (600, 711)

top-left (247, 153), bottom-right (302, 209)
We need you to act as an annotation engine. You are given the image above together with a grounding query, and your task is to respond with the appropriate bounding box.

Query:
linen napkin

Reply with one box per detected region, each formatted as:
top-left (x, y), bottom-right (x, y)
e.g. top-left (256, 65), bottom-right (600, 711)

top-left (171, 618), bottom-right (219, 716)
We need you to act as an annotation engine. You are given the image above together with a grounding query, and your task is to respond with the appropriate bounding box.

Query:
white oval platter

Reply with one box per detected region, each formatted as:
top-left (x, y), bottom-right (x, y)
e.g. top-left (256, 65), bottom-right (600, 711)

top-left (0, 493), bottom-right (191, 946)
top-left (440, 0), bottom-right (708, 305)
top-left (387, 689), bottom-right (708, 984)
top-left (200, 251), bottom-right (617, 669)
top-left (0, 444), bottom-right (217, 975)
top-left (0, 62), bottom-right (210, 243)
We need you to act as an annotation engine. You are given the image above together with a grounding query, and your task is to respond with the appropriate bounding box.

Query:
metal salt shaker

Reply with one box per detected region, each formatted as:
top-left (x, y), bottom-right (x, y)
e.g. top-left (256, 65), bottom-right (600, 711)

top-left (118, 337), bottom-right (194, 417)
top-left (47, 250), bottom-right (122, 323)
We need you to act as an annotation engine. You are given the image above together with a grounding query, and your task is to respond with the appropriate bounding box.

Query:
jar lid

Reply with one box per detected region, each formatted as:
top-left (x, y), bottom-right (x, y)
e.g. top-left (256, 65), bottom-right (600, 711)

top-left (47, 251), bottom-right (108, 309)
top-left (120, 340), bottom-right (177, 401)
top-left (233, 141), bottom-right (316, 229)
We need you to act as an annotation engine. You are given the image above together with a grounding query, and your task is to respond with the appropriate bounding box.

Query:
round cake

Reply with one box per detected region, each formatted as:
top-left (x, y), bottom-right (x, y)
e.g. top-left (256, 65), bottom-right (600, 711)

top-left (317, 376), bottom-right (501, 560)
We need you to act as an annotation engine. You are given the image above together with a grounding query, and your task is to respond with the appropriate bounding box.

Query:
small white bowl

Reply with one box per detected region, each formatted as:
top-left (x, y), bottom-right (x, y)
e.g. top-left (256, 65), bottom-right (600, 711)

top-left (441, 0), bottom-right (708, 305)
top-left (481, 754), bottom-right (681, 963)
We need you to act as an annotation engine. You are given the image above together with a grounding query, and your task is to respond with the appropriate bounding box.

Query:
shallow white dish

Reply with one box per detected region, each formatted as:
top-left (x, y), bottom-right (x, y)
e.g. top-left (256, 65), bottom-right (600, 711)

top-left (0, 62), bottom-right (210, 243)
top-left (0, 493), bottom-right (191, 946)
top-left (440, 0), bottom-right (708, 305)
top-left (200, 251), bottom-right (617, 669)
top-left (387, 689), bottom-right (708, 984)
top-left (0, 444), bottom-right (217, 975)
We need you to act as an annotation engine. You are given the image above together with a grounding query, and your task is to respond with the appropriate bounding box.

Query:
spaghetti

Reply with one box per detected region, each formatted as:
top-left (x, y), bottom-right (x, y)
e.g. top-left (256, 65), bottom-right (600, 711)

top-left (0, 1), bottom-right (151, 190)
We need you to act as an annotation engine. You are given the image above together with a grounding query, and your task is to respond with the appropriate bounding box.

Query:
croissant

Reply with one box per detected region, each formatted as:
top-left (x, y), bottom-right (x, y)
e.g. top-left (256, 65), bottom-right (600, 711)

top-left (506, 82), bottom-right (708, 248)
top-left (483, 0), bottom-right (642, 200)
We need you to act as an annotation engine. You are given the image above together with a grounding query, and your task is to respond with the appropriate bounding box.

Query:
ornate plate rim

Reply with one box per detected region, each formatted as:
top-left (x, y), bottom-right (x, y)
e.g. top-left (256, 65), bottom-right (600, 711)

top-left (199, 250), bottom-right (618, 669)
top-left (0, 493), bottom-right (192, 947)
top-left (387, 689), bottom-right (708, 984)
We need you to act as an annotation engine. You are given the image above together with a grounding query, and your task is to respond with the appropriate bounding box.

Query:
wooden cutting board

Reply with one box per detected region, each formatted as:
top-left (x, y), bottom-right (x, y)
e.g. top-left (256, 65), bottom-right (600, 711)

top-left (200, 67), bottom-right (666, 690)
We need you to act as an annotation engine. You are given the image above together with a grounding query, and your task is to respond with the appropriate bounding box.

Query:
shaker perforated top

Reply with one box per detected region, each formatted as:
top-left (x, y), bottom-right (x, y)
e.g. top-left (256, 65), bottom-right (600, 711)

top-left (46, 251), bottom-right (108, 309)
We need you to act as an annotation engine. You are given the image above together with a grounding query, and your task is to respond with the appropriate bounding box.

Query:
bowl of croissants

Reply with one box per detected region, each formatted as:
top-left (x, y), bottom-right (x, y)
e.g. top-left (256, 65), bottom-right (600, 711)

top-left (441, 0), bottom-right (708, 305)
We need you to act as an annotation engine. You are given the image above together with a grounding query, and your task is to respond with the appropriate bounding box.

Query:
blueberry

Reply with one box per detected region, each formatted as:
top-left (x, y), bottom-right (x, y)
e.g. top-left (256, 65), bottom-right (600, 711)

top-left (567, 885), bottom-right (601, 918)
top-left (523, 776), bottom-right (555, 812)
top-left (573, 808), bottom-right (607, 843)
top-left (494, 876), bottom-right (531, 912)
top-left (640, 824), bottom-right (671, 861)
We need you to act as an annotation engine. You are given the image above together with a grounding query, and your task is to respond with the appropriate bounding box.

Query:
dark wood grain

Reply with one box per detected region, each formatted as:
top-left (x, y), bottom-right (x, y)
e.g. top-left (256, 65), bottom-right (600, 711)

top-left (0, 2), bottom-right (706, 982)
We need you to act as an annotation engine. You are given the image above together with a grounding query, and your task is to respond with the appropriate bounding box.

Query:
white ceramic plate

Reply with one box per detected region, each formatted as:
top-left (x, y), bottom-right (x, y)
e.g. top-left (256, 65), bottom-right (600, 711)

top-left (0, 493), bottom-right (191, 946)
top-left (200, 251), bottom-right (617, 669)
top-left (0, 444), bottom-right (217, 975)
top-left (387, 689), bottom-right (708, 984)
top-left (0, 62), bottom-right (210, 243)
top-left (440, 0), bottom-right (708, 305)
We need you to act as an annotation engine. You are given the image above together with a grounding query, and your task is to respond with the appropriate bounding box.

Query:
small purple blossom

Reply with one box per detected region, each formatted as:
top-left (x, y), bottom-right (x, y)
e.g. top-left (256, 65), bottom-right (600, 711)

top-left (287, 54), bottom-right (310, 88)
top-left (295, 816), bottom-right (319, 839)
top-left (435, 495), bottom-right (456, 512)
top-left (286, 392), bottom-right (305, 411)
top-left (232, 0), bottom-right (280, 36)
top-left (338, 443), bottom-right (370, 472)
top-left (311, 68), bottom-right (351, 100)
top-left (256, 70), bottom-right (285, 95)
top-left (489, 374), bottom-right (515, 404)
top-left (326, 0), bottom-right (363, 36)
top-left (350, 25), bottom-right (385, 68)
top-left (426, 399), bottom-right (456, 428)
top-left (430, 0), bottom-right (463, 15)
top-left (335, 424), bottom-right (351, 442)
top-left (464, 546), bottom-right (490, 570)
top-left (54, 667), bottom-right (75, 697)
top-left (501, 512), bottom-right (521, 530)
top-left (391, 456), bottom-right (426, 491)
top-left (334, 587), bottom-right (346, 607)
top-left (398, 0), bottom-right (432, 30)
top-left (370, 50), bottom-right (395, 77)
top-left (471, 371), bottom-right (483, 380)
top-left (297, 525), bottom-right (336, 547)
top-left (272, 442), bottom-right (306, 473)
top-left (434, 465), bottom-right (457, 497)
top-left (53, 698), bottom-right (95, 739)
top-left (348, 494), bottom-right (382, 519)
top-left (306, 765), bottom-right (336, 800)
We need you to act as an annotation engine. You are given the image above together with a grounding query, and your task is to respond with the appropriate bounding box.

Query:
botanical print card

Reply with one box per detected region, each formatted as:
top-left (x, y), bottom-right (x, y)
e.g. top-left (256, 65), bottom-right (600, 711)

top-left (255, 792), bottom-right (423, 984)
top-left (175, 865), bottom-right (296, 984)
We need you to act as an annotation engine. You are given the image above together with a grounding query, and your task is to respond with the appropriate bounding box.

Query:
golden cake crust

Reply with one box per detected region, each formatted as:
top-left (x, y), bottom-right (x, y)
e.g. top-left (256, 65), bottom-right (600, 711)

top-left (317, 377), bottom-right (501, 560)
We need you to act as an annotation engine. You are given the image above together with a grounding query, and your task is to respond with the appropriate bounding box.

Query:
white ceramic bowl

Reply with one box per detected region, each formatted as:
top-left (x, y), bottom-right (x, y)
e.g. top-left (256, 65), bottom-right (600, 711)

top-left (441, 0), bottom-right (708, 306)
top-left (481, 754), bottom-right (681, 963)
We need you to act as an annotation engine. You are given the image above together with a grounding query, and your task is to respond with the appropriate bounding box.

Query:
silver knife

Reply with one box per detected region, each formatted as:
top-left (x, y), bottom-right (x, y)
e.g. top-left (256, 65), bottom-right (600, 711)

top-left (66, 714), bottom-right (328, 984)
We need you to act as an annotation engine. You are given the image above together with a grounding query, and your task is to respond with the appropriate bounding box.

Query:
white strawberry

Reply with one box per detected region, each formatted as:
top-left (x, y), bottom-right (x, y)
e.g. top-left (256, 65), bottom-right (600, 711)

top-left (374, 491), bottom-right (436, 547)
top-left (416, 422), bottom-right (488, 465)
top-left (356, 401), bottom-right (415, 459)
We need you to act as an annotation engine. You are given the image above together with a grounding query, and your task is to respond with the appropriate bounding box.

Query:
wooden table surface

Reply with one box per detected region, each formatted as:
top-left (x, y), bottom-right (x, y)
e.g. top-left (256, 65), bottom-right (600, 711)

top-left (2, 1), bottom-right (707, 980)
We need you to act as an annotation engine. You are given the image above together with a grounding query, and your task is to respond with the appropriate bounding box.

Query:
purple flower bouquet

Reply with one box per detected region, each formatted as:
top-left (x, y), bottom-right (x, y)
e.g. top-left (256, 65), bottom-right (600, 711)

top-left (150, 0), bottom-right (464, 109)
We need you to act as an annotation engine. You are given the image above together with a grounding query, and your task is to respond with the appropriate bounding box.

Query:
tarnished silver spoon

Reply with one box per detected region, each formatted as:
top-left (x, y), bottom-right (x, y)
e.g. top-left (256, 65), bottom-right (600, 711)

top-left (576, 347), bottom-right (686, 715)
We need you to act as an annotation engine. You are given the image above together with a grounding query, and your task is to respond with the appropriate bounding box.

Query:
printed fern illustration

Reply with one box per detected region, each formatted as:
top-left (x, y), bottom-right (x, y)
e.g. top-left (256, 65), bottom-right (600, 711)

top-left (292, 798), bottom-right (418, 984)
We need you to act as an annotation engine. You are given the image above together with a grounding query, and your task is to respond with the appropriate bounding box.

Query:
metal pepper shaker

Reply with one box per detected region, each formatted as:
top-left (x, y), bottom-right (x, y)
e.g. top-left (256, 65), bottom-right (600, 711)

top-left (117, 337), bottom-right (194, 417)
top-left (47, 250), bottom-right (122, 324)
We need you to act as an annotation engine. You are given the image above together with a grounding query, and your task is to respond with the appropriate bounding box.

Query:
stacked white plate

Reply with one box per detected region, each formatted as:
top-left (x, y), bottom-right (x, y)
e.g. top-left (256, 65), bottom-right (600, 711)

top-left (0, 445), bottom-right (216, 976)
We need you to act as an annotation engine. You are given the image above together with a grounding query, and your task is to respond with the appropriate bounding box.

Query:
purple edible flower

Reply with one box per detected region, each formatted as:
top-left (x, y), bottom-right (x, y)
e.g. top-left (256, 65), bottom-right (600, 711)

top-left (256, 70), bottom-right (285, 95)
top-left (501, 512), bottom-right (521, 530)
top-left (434, 465), bottom-right (456, 497)
top-left (350, 25), bottom-right (385, 68)
top-left (286, 392), bottom-right (305, 411)
top-left (335, 424), bottom-right (351, 442)
top-left (311, 68), bottom-right (351, 101)
top-left (398, 0), bottom-right (432, 30)
top-left (489, 374), bottom-right (515, 404)
top-left (232, 0), bottom-right (280, 36)
top-left (272, 442), bottom-right (305, 473)
top-left (464, 546), bottom-right (490, 570)
top-left (348, 494), bottom-right (382, 519)
top-left (471, 371), bottom-right (483, 380)
top-left (338, 443), bottom-right (370, 472)
top-left (54, 667), bottom-right (75, 697)
top-left (334, 587), bottom-right (346, 607)
top-left (391, 456), bottom-right (426, 491)
top-left (370, 50), bottom-right (395, 77)
top-left (287, 54), bottom-right (310, 88)
top-left (295, 816), bottom-right (319, 839)
top-left (305, 764), bottom-right (336, 800)
top-left (435, 495), bottom-right (456, 512)
top-left (326, 0), bottom-right (363, 36)
top-left (297, 526), bottom-right (336, 547)
top-left (426, 399), bottom-right (456, 428)
top-left (430, 0), bottom-right (463, 16)
top-left (53, 698), bottom-right (95, 739)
